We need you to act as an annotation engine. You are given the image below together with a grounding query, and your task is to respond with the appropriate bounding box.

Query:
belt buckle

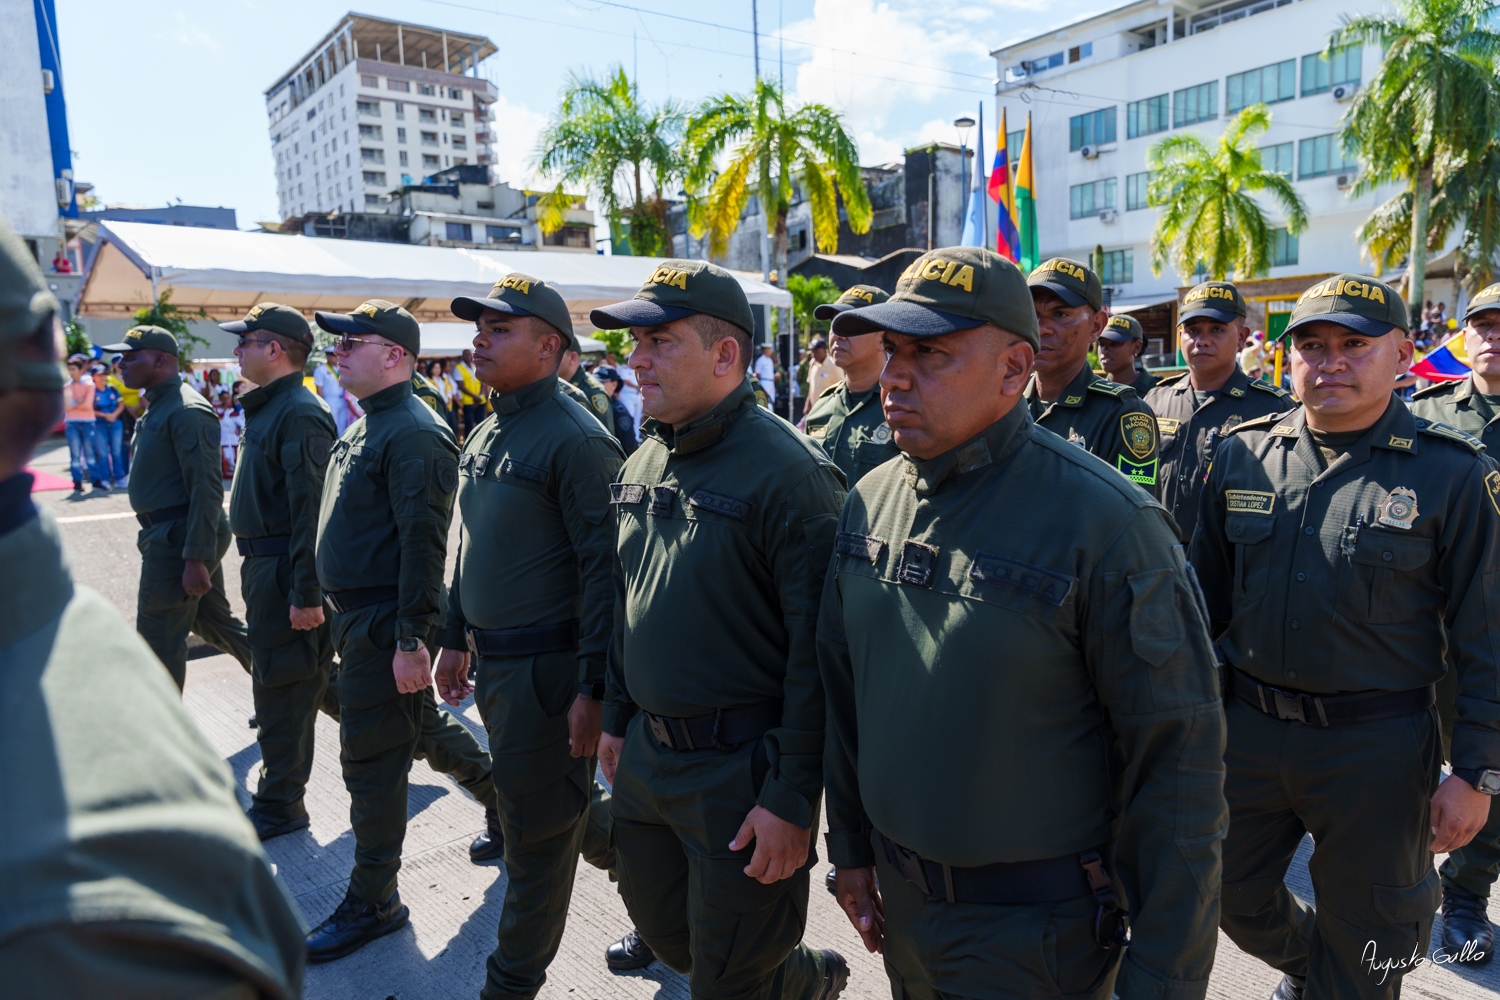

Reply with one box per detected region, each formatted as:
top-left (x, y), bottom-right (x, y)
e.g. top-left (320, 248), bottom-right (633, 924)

top-left (1271, 687), bottom-right (1307, 724)
top-left (465, 628), bottom-right (480, 659)
top-left (646, 714), bottom-right (674, 750)
top-left (887, 840), bottom-right (932, 895)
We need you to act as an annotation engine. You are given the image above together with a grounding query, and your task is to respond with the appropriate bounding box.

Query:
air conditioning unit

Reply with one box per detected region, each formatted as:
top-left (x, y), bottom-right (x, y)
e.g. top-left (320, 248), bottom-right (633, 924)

top-left (1335, 173), bottom-right (1353, 189)
top-left (1333, 85), bottom-right (1354, 101)
top-left (1080, 145), bottom-right (1098, 159)
top-left (1098, 208), bottom-right (1118, 223)
top-left (40, 69), bottom-right (54, 94)
top-left (54, 177), bottom-right (72, 207)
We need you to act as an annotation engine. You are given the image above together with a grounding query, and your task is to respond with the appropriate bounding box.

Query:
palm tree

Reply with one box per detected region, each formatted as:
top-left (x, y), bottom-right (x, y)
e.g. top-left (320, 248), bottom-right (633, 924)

top-left (533, 67), bottom-right (684, 256)
top-left (787, 273), bottom-right (841, 339)
top-left (1147, 104), bottom-right (1309, 281)
top-left (1331, 0), bottom-right (1500, 322)
top-left (683, 79), bottom-right (872, 339)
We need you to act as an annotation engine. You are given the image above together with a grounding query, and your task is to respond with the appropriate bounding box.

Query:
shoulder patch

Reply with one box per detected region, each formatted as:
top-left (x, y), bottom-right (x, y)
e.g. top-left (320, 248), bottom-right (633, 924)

top-left (819, 380), bottom-right (844, 399)
top-left (1248, 379), bottom-right (1291, 398)
top-left (1418, 419), bottom-right (1485, 454)
top-left (307, 436), bottom-right (332, 467)
top-left (435, 457), bottom-right (459, 493)
top-left (1485, 469), bottom-right (1500, 516)
top-left (1412, 379), bottom-right (1459, 400)
top-left (591, 392), bottom-right (610, 414)
top-left (1224, 412), bottom-right (1284, 437)
top-left (1087, 378), bottom-right (1130, 398)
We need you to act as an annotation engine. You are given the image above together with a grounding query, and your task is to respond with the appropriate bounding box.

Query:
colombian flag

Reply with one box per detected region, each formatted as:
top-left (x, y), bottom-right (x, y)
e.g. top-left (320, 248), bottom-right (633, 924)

top-left (1014, 113), bottom-right (1039, 272)
top-left (990, 108), bottom-right (1021, 262)
top-left (1411, 330), bottom-right (1472, 382)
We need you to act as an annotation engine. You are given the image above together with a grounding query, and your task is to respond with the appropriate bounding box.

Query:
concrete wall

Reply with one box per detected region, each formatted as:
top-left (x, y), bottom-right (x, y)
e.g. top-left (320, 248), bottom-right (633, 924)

top-left (81, 318), bottom-right (239, 361)
top-left (0, 0), bottom-right (61, 240)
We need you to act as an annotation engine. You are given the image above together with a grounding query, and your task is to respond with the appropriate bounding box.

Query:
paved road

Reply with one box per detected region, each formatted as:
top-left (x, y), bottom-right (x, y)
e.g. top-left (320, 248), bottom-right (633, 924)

top-left (30, 435), bottom-right (1500, 1000)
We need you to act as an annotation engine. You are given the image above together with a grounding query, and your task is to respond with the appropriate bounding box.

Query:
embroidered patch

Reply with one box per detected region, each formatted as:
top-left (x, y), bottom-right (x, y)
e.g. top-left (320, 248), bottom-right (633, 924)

top-left (1063, 395), bottom-right (1084, 405)
top-left (969, 552), bottom-right (1075, 606)
top-left (610, 483), bottom-right (646, 504)
top-left (501, 458), bottom-right (548, 484)
top-left (896, 540), bottom-right (939, 587)
top-left (806, 422), bottom-right (829, 440)
top-left (1270, 424), bottom-right (1297, 436)
top-left (1387, 435), bottom-right (1414, 450)
top-left (1486, 471), bottom-right (1500, 516)
top-left (435, 457), bottom-right (459, 493)
top-left (1377, 487), bottom-right (1419, 529)
top-left (1225, 489), bottom-right (1275, 515)
top-left (458, 452), bottom-right (475, 471)
top-left (1228, 387), bottom-right (1245, 398)
top-left (592, 393), bottom-right (609, 414)
top-left (687, 490), bottom-right (753, 522)
top-left (871, 423), bottom-right (893, 445)
top-left (474, 453), bottom-right (493, 476)
top-left (1120, 412), bottom-right (1157, 460)
top-left (648, 486), bottom-right (676, 516)
top-left (1118, 456), bottom-right (1158, 487)
top-left (1220, 415), bottom-right (1244, 433)
top-left (836, 531), bottom-right (885, 563)
top-left (1156, 417), bottom-right (1181, 436)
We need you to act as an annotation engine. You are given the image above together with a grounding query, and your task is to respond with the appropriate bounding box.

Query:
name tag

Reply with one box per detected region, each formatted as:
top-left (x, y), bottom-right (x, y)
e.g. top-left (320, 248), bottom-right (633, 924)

top-left (969, 552), bottom-right (1075, 606)
top-left (836, 531), bottom-right (885, 563)
top-left (501, 458), bottom-right (548, 484)
top-left (686, 489), bottom-right (753, 522)
top-left (1225, 489), bottom-right (1275, 515)
top-left (610, 483), bottom-right (647, 504)
top-left (1156, 417), bottom-right (1181, 436)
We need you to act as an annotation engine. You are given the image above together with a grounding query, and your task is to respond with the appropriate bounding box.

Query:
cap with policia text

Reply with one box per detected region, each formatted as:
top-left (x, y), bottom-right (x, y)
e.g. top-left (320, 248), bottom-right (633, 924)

top-left (315, 299), bottom-right (422, 356)
top-left (813, 284), bottom-right (890, 322)
top-left (0, 215), bottom-right (64, 392)
top-left (219, 302), bottom-right (313, 345)
top-left (1179, 280), bottom-right (1247, 325)
top-left (829, 246), bottom-right (1040, 348)
top-left (1100, 314), bottom-right (1145, 343)
top-left (102, 325), bottom-right (179, 355)
top-left (1465, 282), bottom-right (1500, 321)
top-left (451, 272), bottom-right (575, 347)
top-left (1284, 274), bottom-right (1408, 339)
top-left (589, 260), bottom-right (755, 337)
top-left (1027, 257), bottom-right (1103, 311)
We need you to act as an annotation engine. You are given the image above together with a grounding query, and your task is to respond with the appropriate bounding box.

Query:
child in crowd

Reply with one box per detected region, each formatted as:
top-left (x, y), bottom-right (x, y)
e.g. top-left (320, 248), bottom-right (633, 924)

top-left (217, 389), bottom-right (245, 478)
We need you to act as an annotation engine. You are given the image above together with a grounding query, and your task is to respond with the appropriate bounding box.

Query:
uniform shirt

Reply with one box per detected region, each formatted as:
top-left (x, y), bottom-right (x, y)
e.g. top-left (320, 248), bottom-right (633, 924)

top-left (818, 405), bottom-right (1224, 996)
top-left (315, 379), bottom-right (459, 643)
top-left (1145, 366), bottom-right (1292, 543)
top-left (1410, 376), bottom-right (1500, 451)
top-left (569, 367), bottom-right (614, 427)
top-left (412, 372), bottom-right (447, 413)
top-left (0, 483), bottom-right (305, 997)
top-left (437, 375), bottom-right (624, 696)
top-left (603, 379), bottom-right (846, 829)
top-left (804, 381), bottom-right (900, 485)
top-left (1192, 397), bottom-right (1500, 768)
top-left (230, 371), bottom-right (338, 610)
top-left (128, 374), bottom-right (226, 563)
top-left (608, 397), bottom-right (639, 456)
top-left (1025, 361), bottom-right (1159, 490)
top-left (1129, 367), bottom-right (1160, 396)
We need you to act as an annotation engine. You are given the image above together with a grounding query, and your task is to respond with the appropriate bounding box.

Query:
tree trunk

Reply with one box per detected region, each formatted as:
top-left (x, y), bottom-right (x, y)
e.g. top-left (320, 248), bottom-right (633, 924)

top-left (774, 207), bottom-right (790, 345)
top-left (1409, 164), bottom-right (1434, 326)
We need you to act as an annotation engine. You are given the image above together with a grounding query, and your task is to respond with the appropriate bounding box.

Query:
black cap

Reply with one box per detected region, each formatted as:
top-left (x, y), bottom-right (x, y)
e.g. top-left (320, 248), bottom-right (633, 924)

top-left (1180, 281), bottom-right (1247, 325)
top-left (102, 325), bottom-right (179, 354)
top-left (1100, 314), bottom-right (1144, 343)
top-left (592, 366), bottom-right (621, 382)
top-left (315, 299), bottom-right (421, 355)
top-left (1285, 274), bottom-right (1408, 338)
top-left (813, 284), bottom-right (890, 321)
top-left (220, 302), bottom-right (314, 345)
top-left (1465, 282), bottom-right (1500, 321)
top-left (451, 273), bottom-right (575, 347)
top-left (589, 260), bottom-right (754, 336)
top-left (1027, 257), bottom-right (1103, 311)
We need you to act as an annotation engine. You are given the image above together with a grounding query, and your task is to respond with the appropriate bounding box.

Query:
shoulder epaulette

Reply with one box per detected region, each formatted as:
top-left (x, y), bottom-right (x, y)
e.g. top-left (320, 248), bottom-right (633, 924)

top-left (1412, 379), bottom-right (1460, 400)
top-left (1157, 371), bottom-right (1191, 387)
top-left (818, 380), bottom-right (844, 399)
top-left (1416, 418), bottom-right (1485, 454)
top-left (1087, 378), bottom-right (1131, 398)
top-left (1248, 379), bottom-right (1291, 398)
top-left (1224, 412), bottom-right (1283, 437)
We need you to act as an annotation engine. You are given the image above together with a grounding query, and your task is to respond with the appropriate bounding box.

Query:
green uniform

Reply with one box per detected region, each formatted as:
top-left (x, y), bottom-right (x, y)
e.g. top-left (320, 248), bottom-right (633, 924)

top-left (804, 381), bottom-right (900, 486)
top-left (436, 375), bottom-right (624, 1000)
top-left (604, 378), bottom-right (846, 1000)
top-left (1025, 362), bottom-right (1159, 490)
top-left (412, 371), bottom-right (447, 413)
top-left (1192, 397), bottom-right (1500, 998)
top-left (0, 487), bottom-right (306, 997)
top-left (820, 404), bottom-right (1226, 1000)
top-left (1128, 368), bottom-right (1159, 396)
top-left (315, 378), bottom-right (496, 905)
top-left (128, 373), bottom-right (252, 688)
top-left (569, 367), bottom-right (614, 426)
top-left (230, 370), bottom-right (339, 823)
top-left (1144, 367), bottom-right (1292, 543)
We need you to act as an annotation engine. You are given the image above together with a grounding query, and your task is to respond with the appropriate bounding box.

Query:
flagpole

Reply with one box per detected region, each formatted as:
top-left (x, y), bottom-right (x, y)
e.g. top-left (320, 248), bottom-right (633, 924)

top-left (978, 102), bottom-right (987, 250)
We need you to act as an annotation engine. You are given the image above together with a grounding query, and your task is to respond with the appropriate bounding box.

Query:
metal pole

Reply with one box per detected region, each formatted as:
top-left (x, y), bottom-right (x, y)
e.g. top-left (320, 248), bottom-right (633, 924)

top-left (752, 0), bottom-right (760, 81)
top-left (959, 141), bottom-right (967, 240)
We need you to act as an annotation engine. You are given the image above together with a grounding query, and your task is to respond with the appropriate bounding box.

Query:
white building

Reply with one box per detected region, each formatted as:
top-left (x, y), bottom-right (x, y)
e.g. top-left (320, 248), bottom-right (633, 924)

top-left (265, 14), bottom-right (498, 221)
top-left (992, 0), bottom-right (1400, 345)
top-left (0, 0), bottom-right (64, 256)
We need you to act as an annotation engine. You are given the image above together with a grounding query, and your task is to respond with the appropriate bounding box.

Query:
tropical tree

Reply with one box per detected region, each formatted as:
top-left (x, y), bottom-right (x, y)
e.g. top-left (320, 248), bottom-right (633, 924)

top-left (1148, 104), bottom-right (1309, 281)
top-left (533, 67), bottom-right (684, 256)
top-left (1332, 0), bottom-right (1500, 322)
top-left (787, 273), bottom-right (841, 339)
top-left (132, 288), bottom-right (209, 361)
top-left (683, 79), bottom-right (872, 340)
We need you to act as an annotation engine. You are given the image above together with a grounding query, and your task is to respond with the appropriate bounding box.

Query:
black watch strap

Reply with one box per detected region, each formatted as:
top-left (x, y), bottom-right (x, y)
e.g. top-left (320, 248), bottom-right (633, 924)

top-left (1454, 767), bottom-right (1500, 794)
top-left (580, 681), bottom-right (605, 701)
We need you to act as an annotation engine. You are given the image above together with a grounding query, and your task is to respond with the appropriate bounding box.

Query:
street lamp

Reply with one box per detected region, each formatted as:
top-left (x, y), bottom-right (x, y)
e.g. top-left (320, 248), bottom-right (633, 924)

top-left (954, 115), bottom-right (976, 238)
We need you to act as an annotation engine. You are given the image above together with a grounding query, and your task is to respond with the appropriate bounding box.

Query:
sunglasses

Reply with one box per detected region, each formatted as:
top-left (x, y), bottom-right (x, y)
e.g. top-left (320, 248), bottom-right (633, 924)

top-left (324, 335), bottom-right (393, 353)
top-left (236, 337), bottom-right (275, 349)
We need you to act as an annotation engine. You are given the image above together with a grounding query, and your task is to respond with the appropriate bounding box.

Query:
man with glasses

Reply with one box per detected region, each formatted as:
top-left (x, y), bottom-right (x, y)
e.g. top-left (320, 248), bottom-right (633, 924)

top-left (303, 300), bottom-right (497, 962)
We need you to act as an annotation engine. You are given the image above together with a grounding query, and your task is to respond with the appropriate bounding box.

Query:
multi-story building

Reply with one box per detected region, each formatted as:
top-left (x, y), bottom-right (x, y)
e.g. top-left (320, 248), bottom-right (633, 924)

top-left (265, 14), bottom-right (498, 221)
top-left (992, 0), bottom-right (1400, 350)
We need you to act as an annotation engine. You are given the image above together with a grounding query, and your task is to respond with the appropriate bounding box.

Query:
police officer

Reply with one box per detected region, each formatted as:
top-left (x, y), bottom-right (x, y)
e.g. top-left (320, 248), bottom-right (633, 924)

top-left (1096, 313), bottom-right (1159, 395)
top-left (305, 300), bottom-right (499, 961)
top-left (592, 260), bottom-right (850, 1000)
top-left (804, 284), bottom-right (901, 484)
top-left (1145, 281), bottom-right (1292, 543)
top-left (1025, 258), bottom-right (1159, 489)
top-left (821, 246), bottom-right (1226, 1000)
top-left (558, 340), bottom-right (614, 425)
top-left (592, 365), bottom-right (640, 455)
top-left (106, 324), bottom-right (253, 689)
top-left (431, 274), bottom-right (629, 998)
top-left (1193, 275), bottom-right (1500, 1000)
top-left (0, 217), bottom-right (306, 996)
top-left (1408, 280), bottom-right (1500, 963)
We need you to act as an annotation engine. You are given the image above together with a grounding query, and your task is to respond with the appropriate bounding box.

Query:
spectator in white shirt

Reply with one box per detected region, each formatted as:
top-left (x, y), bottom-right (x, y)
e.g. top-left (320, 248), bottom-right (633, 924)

top-left (753, 343), bottom-right (778, 403)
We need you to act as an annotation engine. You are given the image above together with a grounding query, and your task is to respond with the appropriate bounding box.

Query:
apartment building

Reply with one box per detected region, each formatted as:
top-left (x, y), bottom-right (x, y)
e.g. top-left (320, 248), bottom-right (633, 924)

top-left (265, 14), bottom-right (498, 220)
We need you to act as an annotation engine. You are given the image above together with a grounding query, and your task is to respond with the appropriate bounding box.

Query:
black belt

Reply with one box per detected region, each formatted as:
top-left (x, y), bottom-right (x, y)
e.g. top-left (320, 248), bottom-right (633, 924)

top-left (643, 701), bottom-right (782, 751)
top-left (878, 832), bottom-right (1127, 946)
top-left (323, 586), bottom-right (399, 614)
top-left (1229, 666), bottom-right (1435, 727)
top-left (467, 620), bottom-right (579, 658)
top-left (236, 535), bottom-right (290, 557)
top-left (136, 503), bottom-right (190, 528)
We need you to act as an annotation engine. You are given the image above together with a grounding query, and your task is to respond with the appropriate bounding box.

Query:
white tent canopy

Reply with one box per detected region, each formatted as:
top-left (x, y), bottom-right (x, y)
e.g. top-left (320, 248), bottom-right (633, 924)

top-left (418, 322), bottom-right (606, 356)
top-left (78, 221), bottom-right (790, 332)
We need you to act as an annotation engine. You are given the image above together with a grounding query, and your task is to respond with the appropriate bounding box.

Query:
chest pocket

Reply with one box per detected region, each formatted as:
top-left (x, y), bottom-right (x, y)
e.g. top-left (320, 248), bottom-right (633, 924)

top-left (805, 419), bottom-right (830, 442)
top-left (1335, 526), bottom-right (1436, 625)
top-left (1225, 514), bottom-right (1275, 602)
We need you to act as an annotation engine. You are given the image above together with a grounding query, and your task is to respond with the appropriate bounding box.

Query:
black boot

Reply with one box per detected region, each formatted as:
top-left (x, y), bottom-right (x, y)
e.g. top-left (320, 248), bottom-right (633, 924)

top-left (825, 867), bottom-right (837, 896)
top-left (1442, 884), bottom-right (1496, 965)
top-left (245, 808), bottom-right (310, 842)
top-left (1269, 975), bottom-right (1305, 1000)
top-left (816, 950), bottom-right (849, 1000)
top-left (305, 890), bottom-right (409, 963)
top-left (470, 804), bottom-right (505, 862)
top-left (605, 928), bottom-right (656, 971)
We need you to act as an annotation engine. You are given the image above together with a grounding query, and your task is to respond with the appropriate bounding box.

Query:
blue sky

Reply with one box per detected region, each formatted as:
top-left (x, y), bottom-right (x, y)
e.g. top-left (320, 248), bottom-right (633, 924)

top-left (57, 0), bottom-right (1096, 227)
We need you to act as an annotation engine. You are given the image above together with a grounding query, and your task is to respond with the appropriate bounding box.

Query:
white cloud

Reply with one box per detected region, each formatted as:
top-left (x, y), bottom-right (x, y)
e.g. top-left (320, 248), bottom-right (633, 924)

top-left (486, 94), bottom-right (549, 190)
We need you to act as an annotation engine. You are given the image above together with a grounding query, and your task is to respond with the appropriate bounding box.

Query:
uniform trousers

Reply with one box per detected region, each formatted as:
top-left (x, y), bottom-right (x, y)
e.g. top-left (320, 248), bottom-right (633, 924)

top-left (611, 714), bottom-right (826, 1000)
top-left (136, 519), bottom-right (252, 689)
top-left (1435, 667), bottom-right (1500, 900)
top-left (1219, 696), bottom-right (1442, 999)
top-left (329, 599), bottom-right (497, 904)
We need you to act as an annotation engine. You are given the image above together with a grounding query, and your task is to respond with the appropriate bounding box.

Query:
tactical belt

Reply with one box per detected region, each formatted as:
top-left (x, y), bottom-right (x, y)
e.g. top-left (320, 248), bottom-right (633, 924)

top-left (877, 832), bottom-right (1127, 947)
top-left (467, 620), bottom-right (580, 658)
top-left (236, 535), bottom-right (290, 557)
top-left (643, 701), bottom-right (782, 751)
top-left (1229, 666), bottom-right (1435, 727)
top-left (323, 585), bottom-right (399, 615)
top-left (135, 503), bottom-right (190, 528)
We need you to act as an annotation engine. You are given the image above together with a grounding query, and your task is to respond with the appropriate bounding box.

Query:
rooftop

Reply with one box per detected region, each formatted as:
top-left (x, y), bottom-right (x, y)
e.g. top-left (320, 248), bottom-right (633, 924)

top-left (266, 11), bottom-right (497, 95)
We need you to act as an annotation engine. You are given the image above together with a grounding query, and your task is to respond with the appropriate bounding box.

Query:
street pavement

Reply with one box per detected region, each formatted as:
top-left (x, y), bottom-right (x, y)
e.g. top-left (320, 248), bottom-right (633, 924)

top-left (30, 434), bottom-right (1500, 1000)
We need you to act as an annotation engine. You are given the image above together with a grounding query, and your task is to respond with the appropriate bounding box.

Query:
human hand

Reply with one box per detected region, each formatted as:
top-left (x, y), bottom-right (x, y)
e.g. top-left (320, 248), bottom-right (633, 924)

top-left (433, 648), bottom-right (473, 706)
top-left (289, 604), bottom-right (325, 630)
top-left (393, 644), bottom-right (432, 695)
top-left (730, 805), bottom-right (811, 884)
top-left (567, 693), bottom-right (602, 758)
top-left (1432, 774), bottom-right (1492, 853)
top-left (599, 732), bottom-right (624, 784)
top-left (182, 559), bottom-right (212, 597)
top-left (833, 866), bottom-right (884, 953)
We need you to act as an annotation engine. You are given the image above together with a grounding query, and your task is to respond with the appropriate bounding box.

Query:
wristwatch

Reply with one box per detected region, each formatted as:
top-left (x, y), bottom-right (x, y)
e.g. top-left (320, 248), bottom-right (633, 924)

top-left (579, 681), bottom-right (605, 701)
top-left (1453, 767), bottom-right (1500, 795)
top-left (397, 636), bottom-right (422, 654)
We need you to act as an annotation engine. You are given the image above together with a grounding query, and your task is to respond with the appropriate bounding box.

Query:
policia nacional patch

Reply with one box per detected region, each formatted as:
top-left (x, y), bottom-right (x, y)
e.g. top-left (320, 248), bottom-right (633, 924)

top-left (1116, 412), bottom-right (1158, 487)
top-left (592, 394), bottom-right (609, 414)
top-left (1487, 470), bottom-right (1500, 517)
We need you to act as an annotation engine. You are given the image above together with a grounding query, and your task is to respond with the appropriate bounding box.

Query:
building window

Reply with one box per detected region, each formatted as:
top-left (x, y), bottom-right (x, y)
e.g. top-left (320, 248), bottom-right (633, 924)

top-left (1298, 134), bottom-right (1358, 178)
top-left (362, 171), bottom-right (386, 186)
top-left (1227, 60), bottom-right (1296, 114)
top-left (1007, 128), bottom-right (1026, 165)
top-left (419, 108), bottom-right (438, 124)
top-left (388, 79), bottom-right (410, 92)
top-left (1069, 178), bottom-right (1117, 219)
top-left (398, 150), bottom-right (409, 166)
top-left (1173, 82), bottom-right (1218, 127)
top-left (421, 131), bottom-right (439, 147)
top-left (361, 148), bottom-right (385, 164)
top-left (395, 102), bottom-right (405, 120)
top-left (1099, 249), bottom-right (1133, 284)
top-left (397, 127), bottom-right (407, 144)
top-left (1261, 142), bottom-right (1294, 177)
top-left (1024, 51), bottom-right (1064, 74)
top-left (451, 136), bottom-right (467, 150)
top-left (1067, 42), bottom-right (1093, 63)
top-left (453, 156), bottom-right (467, 164)
top-left (449, 87), bottom-right (463, 99)
top-left (359, 124), bottom-right (383, 140)
top-left (451, 112), bottom-right (465, 126)
top-left (1125, 171), bottom-right (1156, 211)
top-left (1270, 227), bottom-right (1299, 266)
top-left (1069, 107), bottom-right (1117, 151)
top-left (446, 222), bottom-right (473, 241)
top-left (544, 226), bottom-right (593, 249)
top-left (418, 83), bottom-right (436, 96)
top-left (1302, 45), bottom-right (1361, 96)
top-left (487, 225), bottom-right (518, 242)
top-left (401, 173), bottom-right (413, 186)
top-left (357, 100), bottom-right (380, 117)
top-left (1127, 94), bottom-right (1169, 139)
top-left (423, 154), bottom-right (441, 168)
top-left (361, 74), bottom-right (379, 87)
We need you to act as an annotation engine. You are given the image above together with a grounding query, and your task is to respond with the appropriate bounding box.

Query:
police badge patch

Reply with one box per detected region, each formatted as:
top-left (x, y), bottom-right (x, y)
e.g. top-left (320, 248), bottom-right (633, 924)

top-left (1067, 429), bottom-right (1087, 448)
top-left (1120, 412), bottom-right (1157, 461)
top-left (592, 394), bottom-right (609, 414)
top-left (871, 423), bottom-right (893, 445)
top-left (1377, 487), bottom-right (1419, 530)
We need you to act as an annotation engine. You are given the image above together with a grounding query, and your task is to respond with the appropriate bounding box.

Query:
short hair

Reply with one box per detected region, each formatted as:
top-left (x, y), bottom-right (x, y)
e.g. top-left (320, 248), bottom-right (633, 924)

top-left (270, 332), bottom-right (310, 366)
top-left (689, 313), bottom-right (751, 367)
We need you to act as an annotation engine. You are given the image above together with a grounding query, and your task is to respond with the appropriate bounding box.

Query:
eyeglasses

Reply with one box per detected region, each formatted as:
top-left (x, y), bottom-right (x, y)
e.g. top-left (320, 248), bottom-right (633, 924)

top-left (324, 335), bottom-right (391, 353)
top-left (236, 337), bottom-right (274, 349)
